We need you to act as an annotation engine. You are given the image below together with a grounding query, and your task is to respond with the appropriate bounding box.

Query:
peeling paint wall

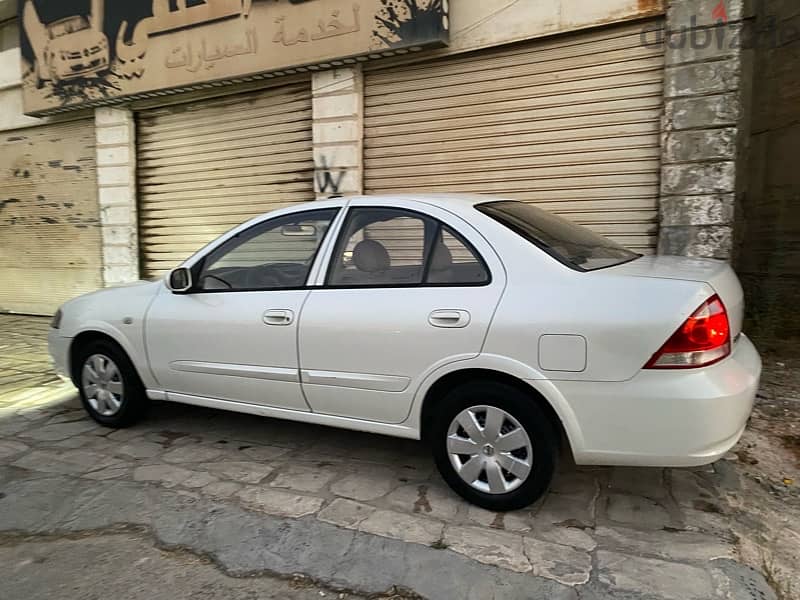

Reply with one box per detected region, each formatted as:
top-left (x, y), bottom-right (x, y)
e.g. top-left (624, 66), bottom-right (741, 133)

top-left (0, 118), bottom-right (103, 314)
top-left (736, 0), bottom-right (800, 351)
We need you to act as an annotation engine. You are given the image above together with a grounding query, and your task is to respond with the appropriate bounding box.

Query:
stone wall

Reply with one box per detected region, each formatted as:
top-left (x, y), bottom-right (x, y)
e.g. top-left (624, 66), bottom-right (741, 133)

top-left (658, 0), bottom-right (752, 259)
top-left (94, 108), bottom-right (140, 287)
top-left (311, 68), bottom-right (363, 199)
top-left (735, 0), bottom-right (800, 351)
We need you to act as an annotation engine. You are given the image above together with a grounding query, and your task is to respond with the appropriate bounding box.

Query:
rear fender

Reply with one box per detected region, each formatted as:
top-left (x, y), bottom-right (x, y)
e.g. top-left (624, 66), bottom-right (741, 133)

top-left (405, 354), bottom-right (585, 455)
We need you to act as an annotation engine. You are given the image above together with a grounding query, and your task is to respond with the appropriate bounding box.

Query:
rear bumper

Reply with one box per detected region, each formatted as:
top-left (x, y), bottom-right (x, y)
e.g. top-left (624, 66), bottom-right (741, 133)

top-left (554, 334), bottom-right (761, 467)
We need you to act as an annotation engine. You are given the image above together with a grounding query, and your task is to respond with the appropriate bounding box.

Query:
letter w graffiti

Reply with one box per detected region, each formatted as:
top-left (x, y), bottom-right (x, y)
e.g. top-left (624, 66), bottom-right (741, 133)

top-left (315, 156), bottom-right (347, 195)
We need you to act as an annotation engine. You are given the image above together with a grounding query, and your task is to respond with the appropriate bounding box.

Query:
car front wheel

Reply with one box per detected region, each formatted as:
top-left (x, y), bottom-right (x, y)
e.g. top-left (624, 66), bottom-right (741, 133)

top-left (431, 381), bottom-right (558, 511)
top-left (75, 340), bottom-right (148, 428)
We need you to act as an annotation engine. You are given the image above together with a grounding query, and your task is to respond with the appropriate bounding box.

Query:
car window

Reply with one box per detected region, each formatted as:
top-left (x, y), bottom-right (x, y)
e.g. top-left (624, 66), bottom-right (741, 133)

top-left (198, 209), bottom-right (338, 291)
top-left (477, 201), bottom-right (640, 271)
top-left (327, 207), bottom-right (489, 287)
top-left (426, 227), bottom-right (490, 285)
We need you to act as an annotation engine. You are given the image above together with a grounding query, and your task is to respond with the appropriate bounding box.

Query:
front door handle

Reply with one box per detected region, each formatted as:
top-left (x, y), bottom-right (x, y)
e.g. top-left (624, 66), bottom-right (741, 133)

top-left (429, 309), bottom-right (471, 329)
top-left (263, 309), bottom-right (294, 326)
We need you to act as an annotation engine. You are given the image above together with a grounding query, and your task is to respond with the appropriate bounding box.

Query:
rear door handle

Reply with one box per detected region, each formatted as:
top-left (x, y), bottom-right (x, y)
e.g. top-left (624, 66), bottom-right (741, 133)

top-left (429, 309), bottom-right (471, 329)
top-left (263, 309), bottom-right (294, 326)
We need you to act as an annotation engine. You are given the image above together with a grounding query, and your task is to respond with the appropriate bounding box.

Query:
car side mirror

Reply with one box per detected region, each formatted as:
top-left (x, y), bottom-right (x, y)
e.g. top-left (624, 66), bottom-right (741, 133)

top-left (166, 267), bottom-right (193, 293)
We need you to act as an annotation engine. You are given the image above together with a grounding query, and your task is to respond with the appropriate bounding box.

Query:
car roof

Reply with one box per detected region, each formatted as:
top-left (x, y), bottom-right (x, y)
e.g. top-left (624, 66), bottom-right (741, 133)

top-left (332, 193), bottom-right (512, 209)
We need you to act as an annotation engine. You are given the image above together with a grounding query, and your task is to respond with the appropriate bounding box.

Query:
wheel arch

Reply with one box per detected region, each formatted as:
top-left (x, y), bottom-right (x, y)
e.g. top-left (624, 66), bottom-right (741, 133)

top-left (69, 330), bottom-right (141, 387)
top-left (417, 367), bottom-right (581, 459)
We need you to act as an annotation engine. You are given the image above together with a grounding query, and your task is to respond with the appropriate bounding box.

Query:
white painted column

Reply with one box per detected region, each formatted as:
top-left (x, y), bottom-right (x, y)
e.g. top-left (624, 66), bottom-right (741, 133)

top-left (311, 66), bottom-right (363, 199)
top-left (94, 107), bottom-right (140, 285)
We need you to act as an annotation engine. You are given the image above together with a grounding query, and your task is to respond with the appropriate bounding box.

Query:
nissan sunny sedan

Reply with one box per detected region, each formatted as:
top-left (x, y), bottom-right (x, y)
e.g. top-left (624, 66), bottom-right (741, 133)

top-left (48, 194), bottom-right (762, 510)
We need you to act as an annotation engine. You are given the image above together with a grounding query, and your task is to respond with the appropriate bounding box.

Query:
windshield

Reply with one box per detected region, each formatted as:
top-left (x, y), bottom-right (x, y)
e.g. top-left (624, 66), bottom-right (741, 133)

top-left (48, 16), bottom-right (90, 39)
top-left (477, 201), bottom-right (640, 271)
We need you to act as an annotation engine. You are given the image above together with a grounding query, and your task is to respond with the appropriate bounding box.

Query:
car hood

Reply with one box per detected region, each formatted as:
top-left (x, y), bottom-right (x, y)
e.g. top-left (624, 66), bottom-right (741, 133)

top-left (48, 29), bottom-right (105, 52)
top-left (64, 279), bottom-right (158, 307)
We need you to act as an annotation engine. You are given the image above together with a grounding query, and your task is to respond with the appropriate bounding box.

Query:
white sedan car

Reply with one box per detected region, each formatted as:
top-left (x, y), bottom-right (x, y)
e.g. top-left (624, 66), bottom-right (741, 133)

top-left (49, 195), bottom-right (761, 510)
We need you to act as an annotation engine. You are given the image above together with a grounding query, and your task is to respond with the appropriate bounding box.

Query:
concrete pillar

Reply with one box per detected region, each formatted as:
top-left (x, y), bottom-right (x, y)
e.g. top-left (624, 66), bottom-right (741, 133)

top-left (311, 66), bottom-right (363, 199)
top-left (94, 107), bottom-right (140, 285)
top-left (658, 0), bottom-right (752, 259)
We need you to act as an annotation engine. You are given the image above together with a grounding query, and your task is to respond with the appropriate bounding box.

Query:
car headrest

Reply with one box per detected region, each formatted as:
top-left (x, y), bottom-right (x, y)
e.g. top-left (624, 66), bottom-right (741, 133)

top-left (430, 243), bottom-right (453, 271)
top-left (352, 239), bottom-right (390, 273)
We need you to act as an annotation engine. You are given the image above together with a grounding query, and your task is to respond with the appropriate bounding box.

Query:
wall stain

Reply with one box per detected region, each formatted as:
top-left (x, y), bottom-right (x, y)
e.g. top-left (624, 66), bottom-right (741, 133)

top-left (636, 0), bottom-right (665, 16)
top-left (36, 195), bottom-right (45, 202)
top-left (0, 199), bottom-right (21, 211)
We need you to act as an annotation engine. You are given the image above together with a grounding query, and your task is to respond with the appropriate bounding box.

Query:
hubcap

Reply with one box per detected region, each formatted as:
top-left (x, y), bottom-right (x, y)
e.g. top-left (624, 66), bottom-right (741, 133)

top-left (446, 405), bottom-right (533, 495)
top-left (81, 354), bottom-right (124, 417)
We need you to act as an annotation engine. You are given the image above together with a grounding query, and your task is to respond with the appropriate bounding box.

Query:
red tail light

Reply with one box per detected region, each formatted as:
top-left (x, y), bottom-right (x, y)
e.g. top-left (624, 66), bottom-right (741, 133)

top-left (645, 295), bottom-right (731, 369)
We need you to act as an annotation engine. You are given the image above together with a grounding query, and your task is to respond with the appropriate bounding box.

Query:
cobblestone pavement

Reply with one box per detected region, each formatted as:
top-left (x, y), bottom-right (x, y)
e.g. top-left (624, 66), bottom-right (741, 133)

top-left (0, 315), bottom-right (795, 600)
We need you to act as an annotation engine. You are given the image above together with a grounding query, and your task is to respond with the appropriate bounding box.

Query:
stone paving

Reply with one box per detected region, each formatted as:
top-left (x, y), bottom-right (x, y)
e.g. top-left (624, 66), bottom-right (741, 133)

top-left (0, 315), bottom-right (789, 599)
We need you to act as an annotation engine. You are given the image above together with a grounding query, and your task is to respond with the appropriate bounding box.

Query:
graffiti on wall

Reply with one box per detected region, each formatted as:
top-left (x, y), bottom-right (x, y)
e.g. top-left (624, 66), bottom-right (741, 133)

top-left (314, 155), bottom-right (347, 195)
top-left (18, 0), bottom-right (449, 115)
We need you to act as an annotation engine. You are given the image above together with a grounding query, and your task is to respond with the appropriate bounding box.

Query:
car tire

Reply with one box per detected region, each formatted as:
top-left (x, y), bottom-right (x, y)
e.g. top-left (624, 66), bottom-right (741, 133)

top-left (74, 339), bottom-right (148, 428)
top-left (431, 380), bottom-right (558, 511)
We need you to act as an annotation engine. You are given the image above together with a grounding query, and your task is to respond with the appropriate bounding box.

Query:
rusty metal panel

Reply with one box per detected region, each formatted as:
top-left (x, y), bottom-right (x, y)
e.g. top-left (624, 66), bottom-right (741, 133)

top-left (364, 21), bottom-right (665, 254)
top-left (0, 118), bottom-right (101, 315)
top-left (137, 80), bottom-right (314, 277)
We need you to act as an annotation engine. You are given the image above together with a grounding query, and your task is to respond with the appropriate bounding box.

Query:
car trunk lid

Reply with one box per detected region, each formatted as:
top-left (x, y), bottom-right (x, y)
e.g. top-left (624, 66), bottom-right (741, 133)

top-left (605, 256), bottom-right (744, 338)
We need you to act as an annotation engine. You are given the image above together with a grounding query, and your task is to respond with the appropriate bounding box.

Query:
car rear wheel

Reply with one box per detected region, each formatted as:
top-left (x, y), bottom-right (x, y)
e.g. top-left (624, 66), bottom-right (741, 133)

top-left (431, 381), bottom-right (558, 511)
top-left (75, 340), bottom-right (148, 428)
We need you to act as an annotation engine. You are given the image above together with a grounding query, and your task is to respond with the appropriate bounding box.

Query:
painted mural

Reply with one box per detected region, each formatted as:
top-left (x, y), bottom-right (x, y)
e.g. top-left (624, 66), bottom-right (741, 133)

top-left (18, 0), bottom-right (448, 115)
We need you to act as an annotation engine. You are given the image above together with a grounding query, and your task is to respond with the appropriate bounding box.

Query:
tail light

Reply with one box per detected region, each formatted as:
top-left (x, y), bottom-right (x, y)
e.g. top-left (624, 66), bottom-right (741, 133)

top-left (645, 294), bottom-right (731, 369)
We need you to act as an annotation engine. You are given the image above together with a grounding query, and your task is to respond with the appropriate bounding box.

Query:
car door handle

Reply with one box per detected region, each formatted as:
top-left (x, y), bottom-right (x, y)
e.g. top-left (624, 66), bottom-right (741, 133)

top-left (429, 310), bottom-right (471, 329)
top-left (263, 309), bottom-right (294, 326)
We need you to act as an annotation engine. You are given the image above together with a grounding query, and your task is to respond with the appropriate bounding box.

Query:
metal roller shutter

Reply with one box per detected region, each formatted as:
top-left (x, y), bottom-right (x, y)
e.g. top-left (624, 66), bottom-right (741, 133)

top-left (364, 21), bottom-right (665, 253)
top-left (0, 119), bottom-right (101, 315)
top-left (137, 81), bottom-right (314, 277)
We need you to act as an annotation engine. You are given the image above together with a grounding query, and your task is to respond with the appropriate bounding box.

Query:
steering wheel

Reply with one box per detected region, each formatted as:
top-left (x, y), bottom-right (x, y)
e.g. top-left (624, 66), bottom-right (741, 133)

top-left (244, 264), bottom-right (287, 289)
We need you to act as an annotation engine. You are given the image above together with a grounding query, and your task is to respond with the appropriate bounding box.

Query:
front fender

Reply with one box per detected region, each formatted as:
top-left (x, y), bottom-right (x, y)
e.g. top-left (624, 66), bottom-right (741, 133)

top-left (58, 281), bottom-right (161, 389)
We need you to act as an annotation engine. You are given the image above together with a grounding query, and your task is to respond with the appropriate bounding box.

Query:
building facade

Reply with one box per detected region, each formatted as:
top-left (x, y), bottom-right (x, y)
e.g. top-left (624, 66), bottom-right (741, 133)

top-left (2, 0), bottom-right (777, 342)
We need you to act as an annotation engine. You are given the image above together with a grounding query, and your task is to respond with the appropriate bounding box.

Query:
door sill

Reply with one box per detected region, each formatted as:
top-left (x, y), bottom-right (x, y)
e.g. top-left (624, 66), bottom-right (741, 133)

top-left (148, 390), bottom-right (420, 440)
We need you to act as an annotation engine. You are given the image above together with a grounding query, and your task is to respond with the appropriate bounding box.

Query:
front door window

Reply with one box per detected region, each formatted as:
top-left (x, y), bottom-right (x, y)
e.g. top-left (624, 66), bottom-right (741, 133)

top-left (198, 209), bottom-right (338, 291)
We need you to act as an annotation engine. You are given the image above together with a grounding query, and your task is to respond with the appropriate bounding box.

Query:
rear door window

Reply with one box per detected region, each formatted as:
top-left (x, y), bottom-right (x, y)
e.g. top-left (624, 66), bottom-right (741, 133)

top-left (477, 201), bottom-right (640, 271)
top-left (327, 207), bottom-right (490, 287)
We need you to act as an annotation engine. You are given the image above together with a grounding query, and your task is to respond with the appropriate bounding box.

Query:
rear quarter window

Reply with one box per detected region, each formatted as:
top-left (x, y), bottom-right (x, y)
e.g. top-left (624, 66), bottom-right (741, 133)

top-left (477, 201), bottom-right (640, 272)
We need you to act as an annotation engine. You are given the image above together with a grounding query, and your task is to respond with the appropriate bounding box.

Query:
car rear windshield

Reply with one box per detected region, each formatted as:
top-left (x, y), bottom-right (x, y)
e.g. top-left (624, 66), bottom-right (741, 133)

top-left (477, 201), bottom-right (640, 271)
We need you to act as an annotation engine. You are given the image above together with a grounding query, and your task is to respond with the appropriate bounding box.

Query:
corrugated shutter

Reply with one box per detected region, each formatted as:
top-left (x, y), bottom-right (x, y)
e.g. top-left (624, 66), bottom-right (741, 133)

top-left (137, 81), bottom-right (314, 277)
top-left (364, 21), bottom-right (665, 253)
top-left (0, 119), bottom-right (101, 315)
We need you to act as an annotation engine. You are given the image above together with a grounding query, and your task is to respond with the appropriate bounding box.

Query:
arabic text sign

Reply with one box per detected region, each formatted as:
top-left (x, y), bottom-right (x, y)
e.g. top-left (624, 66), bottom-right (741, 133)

top-left (19, 0), bottom-right (449, 115)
